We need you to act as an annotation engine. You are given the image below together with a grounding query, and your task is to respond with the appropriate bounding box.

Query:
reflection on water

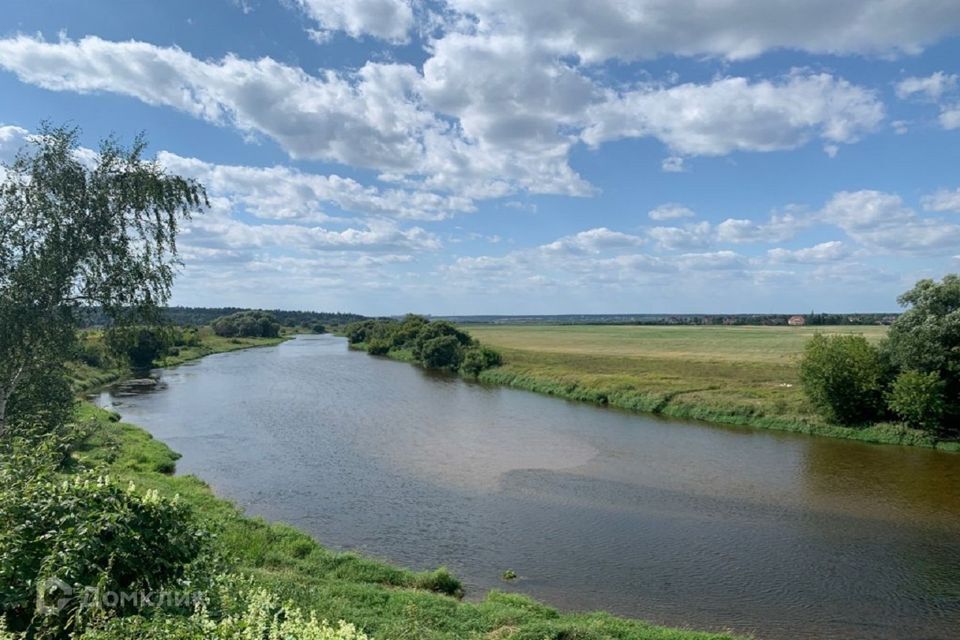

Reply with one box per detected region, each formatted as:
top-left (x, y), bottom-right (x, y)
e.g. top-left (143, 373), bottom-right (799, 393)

top-left (93, 335), bottom-right (960, 640)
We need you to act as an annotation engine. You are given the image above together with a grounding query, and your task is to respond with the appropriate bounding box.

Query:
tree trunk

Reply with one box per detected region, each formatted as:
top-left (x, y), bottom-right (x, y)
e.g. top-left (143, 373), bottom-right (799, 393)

top-left (0, 387), bottom-right (7, 439)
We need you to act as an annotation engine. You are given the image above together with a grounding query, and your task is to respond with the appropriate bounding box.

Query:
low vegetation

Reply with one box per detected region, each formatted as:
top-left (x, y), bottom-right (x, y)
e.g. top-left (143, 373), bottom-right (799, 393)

top-left (211, 311), bottom-right (282, 339)
top-left (344, 315), bottom-right (502, 377)
top-left (798, 275), bottom-right (959, 438)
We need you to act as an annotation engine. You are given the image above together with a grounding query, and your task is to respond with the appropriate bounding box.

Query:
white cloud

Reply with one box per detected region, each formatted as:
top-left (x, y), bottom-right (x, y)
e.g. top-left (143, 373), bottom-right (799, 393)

top-left (445, 0), bottom-right (960, 61)
top-left (895, 71), bottom-right (958, 100)
top-left (921, 188), bottom-right (960, 213)
top-left (0, 35), bottom-right (889, 203)
top-left (0, 124), bottom-right (29, 164)
top-left (894, 71), bottom-right (960, 130)
top-left (715, 213), bottom-right (804, 244)
top-left (582, 72), bottom-right (884, 155)
top-left (821, 190), bottom-right (960, 253)
top-left (540, 227), bottom-right (645, 255)
top-left (767, 241), bottom-right (849, 263)
top-left (648, 204), bottom-right (695, 221)
top-left (661, 156), bottom-right (686, 172)
top-left (157, 151), bottom-right (474, 221)
top-left (294, 0), bottom-right (415, 43)
top-left (648, 221), bottom-right (714, 251)
top-left (939, 107), bottom-right (960, 129)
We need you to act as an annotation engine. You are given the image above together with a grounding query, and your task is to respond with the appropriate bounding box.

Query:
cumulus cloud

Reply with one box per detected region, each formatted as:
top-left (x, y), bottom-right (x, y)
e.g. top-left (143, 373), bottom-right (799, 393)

top-left (582, 73), bottom-right (884, 155)
top-left (767, 241), bottom-right (849, 263)
top-left (821, 190), bottom-right (960, 253)
top-left (921, 188), bottom-right (960, 213)
top-left (648, 221), bottom-right (714, 251)
top-left (715, 213), bottom-right (805, 244)
top-left (157, 151), bottom-right (474, 221)
top-left (540, 227), bottom-right (645, 255)
top-left (444, 0), bottom-right (960, 61)
top-left (896, 71), bottom-right (958, 100)
top-left (0, 34), bottom-right (887, 202)
top-left (894, 71), bottom-right (960, 130)
top-left (648, 204), bottom-right (695, 221)
top-left (294, 0), bottom-right (415, 43)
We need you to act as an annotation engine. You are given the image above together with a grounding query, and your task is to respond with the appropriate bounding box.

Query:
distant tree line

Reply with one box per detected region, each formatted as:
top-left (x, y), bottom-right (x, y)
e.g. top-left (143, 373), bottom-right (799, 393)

top-left (800, 275), bottom-right (959, 436)
top-left (449, 313), bottom-right (897, 326)
top-left (211, 311), bottom-right (282, 339)
top-left (78, 306), bottom-right (366, 330)
top-left (344, 315), bottom-right (502, 376)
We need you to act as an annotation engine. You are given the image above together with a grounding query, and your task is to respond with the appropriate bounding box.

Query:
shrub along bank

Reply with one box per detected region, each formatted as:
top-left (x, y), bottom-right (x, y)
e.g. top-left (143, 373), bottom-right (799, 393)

top-left (344, 315), bottom-right (503, 378)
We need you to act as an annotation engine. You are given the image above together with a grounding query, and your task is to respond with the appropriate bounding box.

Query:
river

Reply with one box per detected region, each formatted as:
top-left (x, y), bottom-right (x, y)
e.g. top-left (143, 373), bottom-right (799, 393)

top-left (92, 335), bottom-right (960, 640)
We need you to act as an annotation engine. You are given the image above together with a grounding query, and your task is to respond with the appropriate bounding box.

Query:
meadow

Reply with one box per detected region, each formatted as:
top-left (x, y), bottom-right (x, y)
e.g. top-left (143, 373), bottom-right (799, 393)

top-left (465, 324), bottom-right (954, 449)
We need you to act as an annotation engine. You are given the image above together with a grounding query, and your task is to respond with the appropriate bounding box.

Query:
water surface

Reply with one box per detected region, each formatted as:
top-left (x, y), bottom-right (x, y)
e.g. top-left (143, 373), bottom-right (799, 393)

top-left (94, 335), bottom-right (960, 640)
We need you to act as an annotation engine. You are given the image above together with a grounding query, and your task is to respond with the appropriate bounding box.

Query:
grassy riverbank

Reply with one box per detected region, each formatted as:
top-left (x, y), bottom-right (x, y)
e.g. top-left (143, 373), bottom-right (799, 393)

top-left (66, 330), bottom-right (288, 393)
top-left (69, 402), bottom-right (742, 640)
top-left (466, 325), bottom-right (960, 451)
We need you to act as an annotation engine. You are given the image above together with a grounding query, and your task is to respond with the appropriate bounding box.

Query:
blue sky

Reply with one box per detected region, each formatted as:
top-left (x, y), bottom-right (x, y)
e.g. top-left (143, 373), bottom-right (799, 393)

top-left (1, 0), bottom-right (959, 315)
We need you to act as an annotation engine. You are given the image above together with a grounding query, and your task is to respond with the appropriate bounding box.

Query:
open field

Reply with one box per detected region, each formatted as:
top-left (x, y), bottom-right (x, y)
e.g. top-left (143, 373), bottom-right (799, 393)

top-left (465, 324), bottom-right (955, 449)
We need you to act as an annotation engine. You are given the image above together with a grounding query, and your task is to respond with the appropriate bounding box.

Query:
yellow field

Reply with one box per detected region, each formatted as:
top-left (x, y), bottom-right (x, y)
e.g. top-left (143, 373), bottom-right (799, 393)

top-left (466, 324), bottom-right (890, 433)
top-left (467, 324), bottom-right (887, 364)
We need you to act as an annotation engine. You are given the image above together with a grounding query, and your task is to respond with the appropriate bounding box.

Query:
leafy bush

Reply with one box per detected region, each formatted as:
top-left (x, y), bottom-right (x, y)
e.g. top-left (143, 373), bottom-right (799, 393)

top-left (887, 370), bottom-right (946, 433)
top-left (885, 274), bottom-right (960, 428)
top-left (411, 321), bottom-right (472, 360)
top-left (105, 326), bottom-right (175, 368)
top-left (420, 335), bottom-right (464, 370)
top-left (211, 311), bottom-right (280, 338)
top-left (0, 465), bottom-right (211, 638)
top-left (799, 334), bottom-right (887, 425)
top-left (366, 338), bottom-right (391, 355)
top-left (460, 345), bottom-right (503, 377)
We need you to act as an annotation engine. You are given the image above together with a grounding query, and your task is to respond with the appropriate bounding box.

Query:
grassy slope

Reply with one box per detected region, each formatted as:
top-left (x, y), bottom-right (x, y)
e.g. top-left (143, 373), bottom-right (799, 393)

top-left (466, 325), bottom-right (958, 451)
top-left (71, 403), bottom-right (743, 640)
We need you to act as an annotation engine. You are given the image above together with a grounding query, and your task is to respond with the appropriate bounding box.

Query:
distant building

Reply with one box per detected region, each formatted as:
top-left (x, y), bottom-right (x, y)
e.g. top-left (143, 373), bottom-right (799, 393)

top-left (788, 315), bottom-right (806, 326)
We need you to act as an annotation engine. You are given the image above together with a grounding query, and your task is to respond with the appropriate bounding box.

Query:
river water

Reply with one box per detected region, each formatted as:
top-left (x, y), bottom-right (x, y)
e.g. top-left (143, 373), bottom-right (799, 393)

top-left (92, 335), bottom-right (960, 639)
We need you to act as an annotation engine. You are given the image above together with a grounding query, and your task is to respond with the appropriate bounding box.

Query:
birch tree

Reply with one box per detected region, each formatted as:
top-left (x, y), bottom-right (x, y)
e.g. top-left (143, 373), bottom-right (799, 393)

top-left (0, 124), bottom-right (206, 436)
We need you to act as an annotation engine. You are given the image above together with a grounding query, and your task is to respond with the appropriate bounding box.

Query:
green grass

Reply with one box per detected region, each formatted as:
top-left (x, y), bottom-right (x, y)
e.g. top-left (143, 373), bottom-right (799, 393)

top-left (67, 403), bottom-right (744, 640)
top-left (465, 325), bottom-right (959, 451)
top-left (67, 331), bottom-right (288, 393)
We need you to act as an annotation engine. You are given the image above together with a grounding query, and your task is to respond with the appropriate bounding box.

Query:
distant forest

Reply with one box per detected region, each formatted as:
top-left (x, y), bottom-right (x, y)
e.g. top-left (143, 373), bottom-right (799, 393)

top-left (443, 313), bottom-right (898, 326)
top-left (79, 306), bottom-right (367, 328)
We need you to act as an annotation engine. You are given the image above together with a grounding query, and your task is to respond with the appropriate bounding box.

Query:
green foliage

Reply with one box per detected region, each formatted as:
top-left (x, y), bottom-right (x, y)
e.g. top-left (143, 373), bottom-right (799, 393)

top-left (365, 338), bottom-right (391, 355)
top-left (344, 319), bottom-right (398, 345)
top-left (885, 274), bottom-right (960, 428)
top-left (79, 578), bottom-right (371, 640)
top-left (346, 317), bottom-right (504, 376)
top-left (0, 124), bottom-right (206, 438)
top-left (419, 335), bottom-right (465, 370)
top-left (411, 321), bottom-right (473, 361)
top-left (887, 370), bottom-right (946, 432)
top-left (211, 311), bottom-right (281, 339)
top-left (799, 334), bottom-right (888, 425)
top-left (0, 460), bottom-right (211, 638)
top-left (460, 345), bottom-right (503, 377)
top-left (105, 326), bottom-right (176, 369)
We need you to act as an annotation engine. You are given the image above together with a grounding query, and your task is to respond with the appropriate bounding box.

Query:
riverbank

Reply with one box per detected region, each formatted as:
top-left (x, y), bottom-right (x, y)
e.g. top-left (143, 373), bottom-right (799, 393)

top-left (67, 332), bottom-right (289, 393)
top-left (71, 399), bottom-right (742, 639)
top-left (457, 325), bottom-right (958, 452)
